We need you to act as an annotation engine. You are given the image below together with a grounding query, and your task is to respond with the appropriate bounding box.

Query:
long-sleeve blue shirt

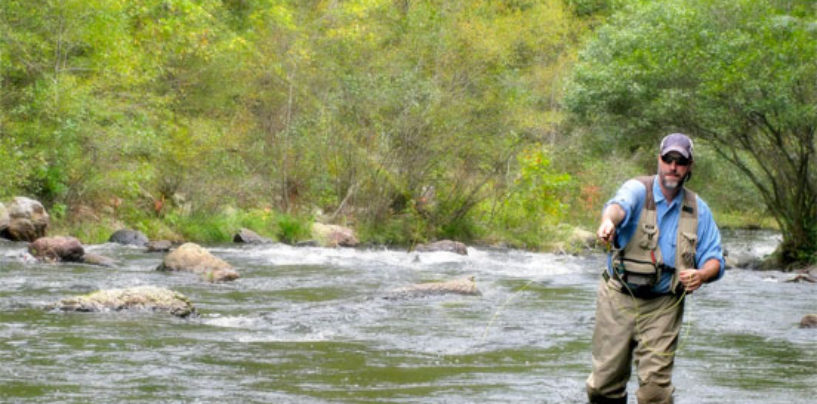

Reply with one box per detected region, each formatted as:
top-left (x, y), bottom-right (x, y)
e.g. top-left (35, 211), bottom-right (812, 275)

top-left (605, 176), bottom-right (725, 294)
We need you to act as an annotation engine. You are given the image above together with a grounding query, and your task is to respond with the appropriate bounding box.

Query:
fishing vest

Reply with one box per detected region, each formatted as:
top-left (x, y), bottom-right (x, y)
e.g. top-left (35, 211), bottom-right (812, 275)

top-left (612, 176), bottom-right (698, 294)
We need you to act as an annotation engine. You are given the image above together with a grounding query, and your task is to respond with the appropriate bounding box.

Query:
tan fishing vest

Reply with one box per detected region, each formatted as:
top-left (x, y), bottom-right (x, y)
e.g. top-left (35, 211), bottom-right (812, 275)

top-left (612, 176), bottom-right (698, 292)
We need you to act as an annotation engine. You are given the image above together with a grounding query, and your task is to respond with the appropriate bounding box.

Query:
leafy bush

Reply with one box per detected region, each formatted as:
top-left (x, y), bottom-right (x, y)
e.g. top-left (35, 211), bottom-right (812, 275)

top-left (275, 214), bottom-right (312, 244)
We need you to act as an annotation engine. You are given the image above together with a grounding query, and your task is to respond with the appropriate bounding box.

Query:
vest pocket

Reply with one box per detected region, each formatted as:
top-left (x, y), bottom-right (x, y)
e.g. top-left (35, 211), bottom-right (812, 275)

top-left (679, 232), bottom-right (697, 267)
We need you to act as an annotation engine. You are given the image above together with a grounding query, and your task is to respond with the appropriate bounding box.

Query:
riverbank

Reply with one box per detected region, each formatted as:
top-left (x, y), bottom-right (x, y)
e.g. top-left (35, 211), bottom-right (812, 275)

top-left (45, 203), bottom-right (779, 258)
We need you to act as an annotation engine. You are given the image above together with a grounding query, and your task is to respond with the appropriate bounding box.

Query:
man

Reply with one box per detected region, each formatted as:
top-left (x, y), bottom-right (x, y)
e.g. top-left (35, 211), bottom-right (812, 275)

top-left (586, 133), bottom-right (724, 404)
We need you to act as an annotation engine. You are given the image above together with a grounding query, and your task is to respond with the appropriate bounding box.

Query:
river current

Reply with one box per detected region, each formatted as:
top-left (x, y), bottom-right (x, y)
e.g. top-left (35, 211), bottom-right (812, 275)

top-left (0, 230), bottom-right (814, 403)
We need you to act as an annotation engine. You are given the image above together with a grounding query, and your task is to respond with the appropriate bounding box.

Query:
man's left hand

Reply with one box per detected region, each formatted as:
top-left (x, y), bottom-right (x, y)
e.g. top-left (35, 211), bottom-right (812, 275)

top-left (679, 269), bottom-right (703, 292)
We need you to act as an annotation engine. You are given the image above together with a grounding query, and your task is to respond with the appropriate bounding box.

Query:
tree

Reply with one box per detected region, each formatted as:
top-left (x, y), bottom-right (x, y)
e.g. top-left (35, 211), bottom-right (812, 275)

top-left (564, 0), bottom-right (817, 266)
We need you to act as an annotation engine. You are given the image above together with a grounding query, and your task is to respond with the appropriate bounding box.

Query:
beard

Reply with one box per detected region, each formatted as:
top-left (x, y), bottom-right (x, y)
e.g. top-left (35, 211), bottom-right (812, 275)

top-left (658, 168), bottom-right (686, 191)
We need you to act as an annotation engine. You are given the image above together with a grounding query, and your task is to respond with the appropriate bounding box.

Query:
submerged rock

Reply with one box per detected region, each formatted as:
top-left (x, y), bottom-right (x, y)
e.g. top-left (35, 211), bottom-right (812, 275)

top-left (391, 276), bottom-right (481, 297)
top-left (724, 249), bottom-right (763, 269)
top-left (146, 240), bottom-right (174, 252)
top-left (799, 314), bottom-right (817, 329)
top-left (81, 252), bottom-right (118, 267)
top-left (415, 240), bottom-right (468, 255)
top-left (109, 229), bottom-right (149, 246)
top-left (295, 240), bottom-right (320, 247)
top-left (28, 236), bottom-right (84, 262)
top-left (48, 286), bottom-right (195, 317)
top-left (157, 242), bottom-right (239, 282)
top-left (785, 274), bottom-right (817, 283)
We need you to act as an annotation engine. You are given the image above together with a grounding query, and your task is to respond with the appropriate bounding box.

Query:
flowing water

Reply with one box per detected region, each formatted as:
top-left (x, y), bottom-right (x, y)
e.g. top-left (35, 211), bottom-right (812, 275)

top-left (0, 230), bottom-right (814, 403)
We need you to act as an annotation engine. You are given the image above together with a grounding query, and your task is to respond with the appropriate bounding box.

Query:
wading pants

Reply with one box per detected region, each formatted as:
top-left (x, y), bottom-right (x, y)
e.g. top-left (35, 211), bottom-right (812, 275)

top-left (586, 277), bottom-right (684, 404)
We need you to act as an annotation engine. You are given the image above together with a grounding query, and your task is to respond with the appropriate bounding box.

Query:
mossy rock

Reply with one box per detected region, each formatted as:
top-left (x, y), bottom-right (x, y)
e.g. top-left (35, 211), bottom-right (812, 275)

top-left (49, 286), bottom-right (195, 318)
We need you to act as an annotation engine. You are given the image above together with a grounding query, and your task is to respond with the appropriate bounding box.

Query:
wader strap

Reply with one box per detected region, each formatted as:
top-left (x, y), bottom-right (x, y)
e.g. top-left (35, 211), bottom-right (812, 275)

top-left (635, 176), bottom-right (661, 257)
top-left (672, 188), bottom-right (698, 291)
top-left (636, 176), bottom-right (656, 211)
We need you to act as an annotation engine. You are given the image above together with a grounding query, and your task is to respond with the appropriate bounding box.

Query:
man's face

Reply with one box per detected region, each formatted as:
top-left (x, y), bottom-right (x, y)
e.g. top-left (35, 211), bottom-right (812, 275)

top-left (658, 152), bottom-right (692, 191)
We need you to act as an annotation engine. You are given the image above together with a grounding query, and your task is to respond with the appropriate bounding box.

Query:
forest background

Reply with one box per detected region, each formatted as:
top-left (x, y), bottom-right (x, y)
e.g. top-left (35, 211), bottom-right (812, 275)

top-left (1, 0), bottom-right (812, 264)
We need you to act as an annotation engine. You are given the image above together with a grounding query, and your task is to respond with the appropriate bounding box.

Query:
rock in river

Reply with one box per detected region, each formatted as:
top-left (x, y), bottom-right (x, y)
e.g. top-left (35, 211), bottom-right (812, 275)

top-left (391, 276), bottom-right (482, 297)
top-left (157, 242), bottom-right (239, 282)
top-left (146, 240), bottom-right (174, 252)
top-left (109, 229), bottom-right (149, 246)
top-left (799, 314), bottom-right (817, 329)
top-left (28, 236), bottom-right (84, 262)
top-left (233, 228), bottom-right (272, 244)
top-left (1, 197), bottom-right (50, 242)
top-left (81, 252), bottom-right (118, 267)
top-left (48, 285), bottom-right (195, 317)
top-left (311, 223), bottom-right (359, 247)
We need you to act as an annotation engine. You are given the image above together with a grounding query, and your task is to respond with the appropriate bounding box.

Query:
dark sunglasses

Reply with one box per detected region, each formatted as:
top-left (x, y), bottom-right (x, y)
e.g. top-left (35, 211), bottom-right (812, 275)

top-left (661, 154), bottom-right (691, 166)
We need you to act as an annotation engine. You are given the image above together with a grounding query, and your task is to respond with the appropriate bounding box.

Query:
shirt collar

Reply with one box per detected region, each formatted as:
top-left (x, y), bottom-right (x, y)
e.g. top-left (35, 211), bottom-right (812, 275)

top-left (653, 175), bottom-right (684, 208)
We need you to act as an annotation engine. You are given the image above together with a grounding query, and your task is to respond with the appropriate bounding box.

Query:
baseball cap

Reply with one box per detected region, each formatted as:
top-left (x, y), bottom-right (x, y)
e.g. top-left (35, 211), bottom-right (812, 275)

top-left (660, 133), bottom-right (693, 160)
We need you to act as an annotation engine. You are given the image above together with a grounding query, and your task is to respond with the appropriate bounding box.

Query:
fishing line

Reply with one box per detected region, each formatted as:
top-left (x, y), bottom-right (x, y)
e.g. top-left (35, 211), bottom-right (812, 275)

top-left (478, 278), bottom-right (535, 346)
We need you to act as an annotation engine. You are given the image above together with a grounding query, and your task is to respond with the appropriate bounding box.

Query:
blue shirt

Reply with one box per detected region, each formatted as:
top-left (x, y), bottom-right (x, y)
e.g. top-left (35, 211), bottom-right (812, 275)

top-left (605, 176), bottom-right (725, 293)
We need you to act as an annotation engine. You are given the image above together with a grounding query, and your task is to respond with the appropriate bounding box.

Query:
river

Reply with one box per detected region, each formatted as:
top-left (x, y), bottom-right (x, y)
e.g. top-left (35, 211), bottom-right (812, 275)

top-left (0, 230), bottom-right (814, 403)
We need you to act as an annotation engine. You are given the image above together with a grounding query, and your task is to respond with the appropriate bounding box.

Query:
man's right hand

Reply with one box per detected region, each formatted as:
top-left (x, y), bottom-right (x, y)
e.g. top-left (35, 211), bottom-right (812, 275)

top-left (597, 217), bottom-right (616, 244)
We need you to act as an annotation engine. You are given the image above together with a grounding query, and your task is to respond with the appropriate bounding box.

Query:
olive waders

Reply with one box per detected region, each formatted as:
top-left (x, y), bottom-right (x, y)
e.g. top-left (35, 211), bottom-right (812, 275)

top-left (587, 176), bottom-right (698, 404)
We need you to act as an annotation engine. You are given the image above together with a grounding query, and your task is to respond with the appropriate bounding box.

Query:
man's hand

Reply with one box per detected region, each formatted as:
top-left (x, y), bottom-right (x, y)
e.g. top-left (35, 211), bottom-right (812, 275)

top-left (597, 204), bottom-right (625, 246)
top-left (679, 269), bottom-right (703, 292)
top-left (679, 258), bottom-right (721, 293)
top-left (597, 218), bottom-right (616, 244)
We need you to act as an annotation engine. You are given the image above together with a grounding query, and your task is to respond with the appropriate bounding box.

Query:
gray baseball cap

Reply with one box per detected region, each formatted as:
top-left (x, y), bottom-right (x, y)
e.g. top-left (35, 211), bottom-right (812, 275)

top-left (660, 133), bottom-right (693, 160)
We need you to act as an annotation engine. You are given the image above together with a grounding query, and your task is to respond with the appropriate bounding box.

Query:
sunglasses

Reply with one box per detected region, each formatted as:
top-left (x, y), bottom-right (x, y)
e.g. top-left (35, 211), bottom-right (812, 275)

top-left (661, 154), bottom-right (691, 166)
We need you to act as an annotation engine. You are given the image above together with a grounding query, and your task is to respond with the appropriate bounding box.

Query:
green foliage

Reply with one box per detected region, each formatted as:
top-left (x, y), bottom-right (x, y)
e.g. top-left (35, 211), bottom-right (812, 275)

top-left (564, 0), bottom-right (817, 264)
top-left (564, 0), bottom-right (611, 16)
top-left (478, 146), bottom-right (571, 248)
top-left (358, 210), bottom-right (430, 247)
top-left (49, 203), bottom-right (67, 220)
top-left (508, 147), bottom-right (571, 220)
top-left (51, 216), bottom-right (122, 245)
top-left (275, 213), bottom-right (311, 244)
top-left (2, 0), bottom-right (669, 248)
top-left (168, 212), bottom-right (235, 243)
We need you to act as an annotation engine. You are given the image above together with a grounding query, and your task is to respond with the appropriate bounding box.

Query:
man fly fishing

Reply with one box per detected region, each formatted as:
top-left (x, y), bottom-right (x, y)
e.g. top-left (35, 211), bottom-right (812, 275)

top-left (586, 133), bottom-right (725, 404)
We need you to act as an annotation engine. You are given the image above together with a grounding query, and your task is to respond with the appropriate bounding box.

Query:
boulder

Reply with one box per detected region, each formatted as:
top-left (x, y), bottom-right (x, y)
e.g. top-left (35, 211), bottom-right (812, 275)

top-left (109, 229), bottom-right (149, 246)
top-left (799, 314), bottom-right (817, 329)
top-left (0, 203), bottom-right (8, 231)
top-left (146, 240), bottom-right (173, 252)
top-left (1, 197), bottom-right (49, 242)
top-left (81, 252), bottom-right (118, 267)
top-left (28, 236), bottom-right (84, 262)
top-left (391, 276), bottom-right (482, 297)
top-left (311, 223), bottom-right (359, 247)
top-left (157, 242), bottom-right (239, 282)
top-left (48, 286), bottom-right (195, 318)
top-left (723, 249), bottom-right (763, 269)
top-left (233, 228), bottom-right (272, 244)
top-left (415, 240), bottom-right (468, 255)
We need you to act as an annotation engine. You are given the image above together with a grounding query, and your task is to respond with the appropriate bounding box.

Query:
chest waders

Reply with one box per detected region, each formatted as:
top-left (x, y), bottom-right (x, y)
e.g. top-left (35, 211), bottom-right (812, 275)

top-left (612, 176), bottom-right (698, 296)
